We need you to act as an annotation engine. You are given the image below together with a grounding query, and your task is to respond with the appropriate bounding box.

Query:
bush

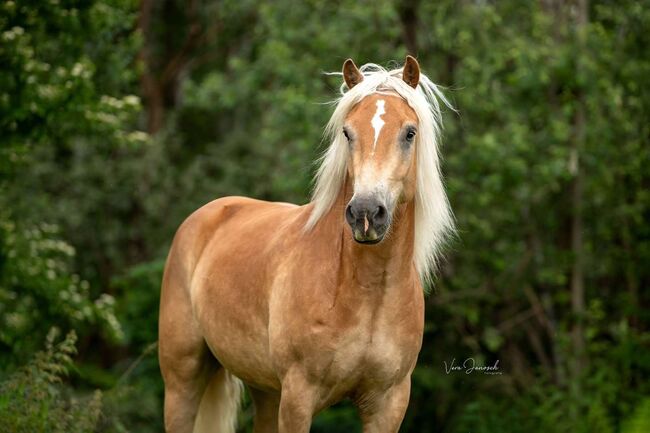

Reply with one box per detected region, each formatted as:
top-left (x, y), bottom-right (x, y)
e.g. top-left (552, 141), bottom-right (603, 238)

top-left (0, 329), bottom-right (102, 433)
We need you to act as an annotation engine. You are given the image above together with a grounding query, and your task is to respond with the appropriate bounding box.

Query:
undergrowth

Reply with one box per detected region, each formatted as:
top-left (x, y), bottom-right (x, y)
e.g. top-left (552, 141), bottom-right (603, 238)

top-left (0, 329), bottom-right (102, 433)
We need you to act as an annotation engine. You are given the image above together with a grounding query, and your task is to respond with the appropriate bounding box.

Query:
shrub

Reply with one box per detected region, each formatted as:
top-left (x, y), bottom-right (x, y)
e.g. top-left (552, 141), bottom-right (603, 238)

top-left (0, 329), bottom-right (102, 433)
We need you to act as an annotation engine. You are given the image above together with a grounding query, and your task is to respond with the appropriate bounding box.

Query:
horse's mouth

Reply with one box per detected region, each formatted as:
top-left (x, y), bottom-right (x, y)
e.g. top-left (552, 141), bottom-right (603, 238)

top-left (352, 228), bottom-right (385, 244)
top-left (354, 237), bottom-right (383, 245)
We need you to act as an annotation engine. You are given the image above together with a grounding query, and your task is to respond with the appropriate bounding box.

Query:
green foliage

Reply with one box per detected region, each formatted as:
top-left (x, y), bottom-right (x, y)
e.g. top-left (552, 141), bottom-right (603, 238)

top-left (0, 329), bottom-right (102, 433)
top-left (1, 0), bottom-right (648, 432)
top-left (0, 0), bottom-right (142, 179)
top-left (622, 398), bottom-right (650, 433)
top-left (312, 401), bottom-right (361, 433)
top-left (0, 217), bottom-right (122, 367)
top-left (98, 342), bottom-right (163, 433)
top-left (112, 260), bottom-right (164, 348)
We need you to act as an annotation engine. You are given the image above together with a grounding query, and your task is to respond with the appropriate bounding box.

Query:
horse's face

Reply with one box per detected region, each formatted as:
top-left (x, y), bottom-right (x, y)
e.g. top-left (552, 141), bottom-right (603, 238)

top-left (342, 94), bottom-right (418, 244)
top-left (341, 58), bottom-right (421, 244)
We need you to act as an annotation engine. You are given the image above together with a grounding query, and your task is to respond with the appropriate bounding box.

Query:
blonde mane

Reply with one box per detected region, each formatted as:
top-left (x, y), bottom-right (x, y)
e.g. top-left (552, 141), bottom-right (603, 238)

top-left (306, 61), bottom-right (455, 283)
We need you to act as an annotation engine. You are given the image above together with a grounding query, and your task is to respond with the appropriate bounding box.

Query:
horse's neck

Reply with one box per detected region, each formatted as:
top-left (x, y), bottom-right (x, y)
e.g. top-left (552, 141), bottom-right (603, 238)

top-left (319, 177), bottom-right (417, 291)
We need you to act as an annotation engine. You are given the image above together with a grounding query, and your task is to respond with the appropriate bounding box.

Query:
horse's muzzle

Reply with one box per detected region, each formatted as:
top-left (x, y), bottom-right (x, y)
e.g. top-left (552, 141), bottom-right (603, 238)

top-left (345, 196), bottom-right (389, 244)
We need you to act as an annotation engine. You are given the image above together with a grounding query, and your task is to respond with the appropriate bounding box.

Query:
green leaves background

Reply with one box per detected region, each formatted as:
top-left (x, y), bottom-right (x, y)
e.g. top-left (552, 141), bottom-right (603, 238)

top-left (1, 0), bottom-right (648, 432)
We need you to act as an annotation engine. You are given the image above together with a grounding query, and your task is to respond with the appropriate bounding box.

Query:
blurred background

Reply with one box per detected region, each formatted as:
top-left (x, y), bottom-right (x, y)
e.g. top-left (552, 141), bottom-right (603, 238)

top-left (1, 0), bottom-right (649, 432)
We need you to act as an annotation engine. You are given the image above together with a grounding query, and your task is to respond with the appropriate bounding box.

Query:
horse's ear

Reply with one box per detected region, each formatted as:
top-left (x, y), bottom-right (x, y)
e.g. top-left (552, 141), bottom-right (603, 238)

top-left (343, 58), bottom-right (364, 90)
top-left (402, 55), bottom-right (420, 89)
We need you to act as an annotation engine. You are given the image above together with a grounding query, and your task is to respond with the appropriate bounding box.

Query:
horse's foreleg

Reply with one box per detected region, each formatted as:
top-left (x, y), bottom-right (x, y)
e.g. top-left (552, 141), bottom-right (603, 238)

top-left (250, 388), bottom-right (280, 433)
top-left (278, 368), bottom-right (316, 433)
top-left (357, 377), bottom-right (412, 433)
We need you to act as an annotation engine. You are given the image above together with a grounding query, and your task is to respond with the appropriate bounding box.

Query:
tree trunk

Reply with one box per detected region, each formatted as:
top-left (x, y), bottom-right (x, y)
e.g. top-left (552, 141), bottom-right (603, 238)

top-left (137, 0), bottom-right (163, 134)
top-left (570, 0), bottom-right (588, 393)
top-left (398, 0), bottom-right (420, 55)
top-left (137, 0), bottom-right (204, 134)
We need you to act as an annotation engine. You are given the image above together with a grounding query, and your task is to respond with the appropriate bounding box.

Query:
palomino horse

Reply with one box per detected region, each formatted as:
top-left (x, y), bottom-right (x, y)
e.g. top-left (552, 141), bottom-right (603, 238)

top-left (159, 56), bottom-right (454, 433)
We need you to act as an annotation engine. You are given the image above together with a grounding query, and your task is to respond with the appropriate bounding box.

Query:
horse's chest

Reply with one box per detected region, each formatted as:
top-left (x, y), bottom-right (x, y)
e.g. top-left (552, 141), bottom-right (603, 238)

top-left (362, 332), bottom-right (412, 375)
top-left (306, 310), bottom-right (420, 390)
top-left (359, 330), bottom-right (413, 383)
top-left (270, 273), bottom-right (424, 395)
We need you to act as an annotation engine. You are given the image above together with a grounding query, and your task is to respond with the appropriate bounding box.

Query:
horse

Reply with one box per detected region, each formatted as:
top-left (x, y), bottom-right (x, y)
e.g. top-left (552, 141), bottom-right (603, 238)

top-left (159, 55), bottom-right (454, 433)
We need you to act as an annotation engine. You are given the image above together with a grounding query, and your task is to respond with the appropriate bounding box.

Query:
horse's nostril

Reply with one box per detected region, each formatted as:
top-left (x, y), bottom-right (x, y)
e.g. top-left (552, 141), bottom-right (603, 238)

top-left (346, 200), bottom-right (388, 230)
top-left (345, 204), bottom-right (355, 225)
top-left (373, 205), bottom-right (387, 225)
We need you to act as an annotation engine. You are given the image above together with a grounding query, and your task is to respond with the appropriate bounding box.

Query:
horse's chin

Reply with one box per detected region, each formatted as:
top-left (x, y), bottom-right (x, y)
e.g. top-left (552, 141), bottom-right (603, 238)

top-left (352, 232), bottom-right (385, 245)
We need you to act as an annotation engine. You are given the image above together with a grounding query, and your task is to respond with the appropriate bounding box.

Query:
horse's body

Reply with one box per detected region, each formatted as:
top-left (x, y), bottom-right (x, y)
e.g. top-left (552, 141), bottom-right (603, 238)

top-left (159, 57), bottom-right (453, 433)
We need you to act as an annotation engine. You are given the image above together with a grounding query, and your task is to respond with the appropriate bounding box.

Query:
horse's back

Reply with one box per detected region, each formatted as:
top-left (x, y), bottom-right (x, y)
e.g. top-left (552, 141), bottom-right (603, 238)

top-left (167, 196), bottom-right (301, 275)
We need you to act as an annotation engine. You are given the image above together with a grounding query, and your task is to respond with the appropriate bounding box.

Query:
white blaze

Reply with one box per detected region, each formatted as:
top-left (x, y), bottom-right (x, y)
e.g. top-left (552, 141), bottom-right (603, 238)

top-left (371, 99), bottom-right (386, 154)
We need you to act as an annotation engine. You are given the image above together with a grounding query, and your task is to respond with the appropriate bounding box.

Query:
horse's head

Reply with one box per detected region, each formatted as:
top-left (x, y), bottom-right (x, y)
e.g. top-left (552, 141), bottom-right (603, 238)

top-left (308, 57), bottom-right (453, 277)
top-left (341, 56), bottom-right (421, 244)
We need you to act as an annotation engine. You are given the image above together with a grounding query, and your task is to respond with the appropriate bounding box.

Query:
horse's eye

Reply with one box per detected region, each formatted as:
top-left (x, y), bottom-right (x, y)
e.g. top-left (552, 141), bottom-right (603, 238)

top-left (406, 130), bottom-right (416, 141)
top-left (343, 129), bottom-right (350, 141)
